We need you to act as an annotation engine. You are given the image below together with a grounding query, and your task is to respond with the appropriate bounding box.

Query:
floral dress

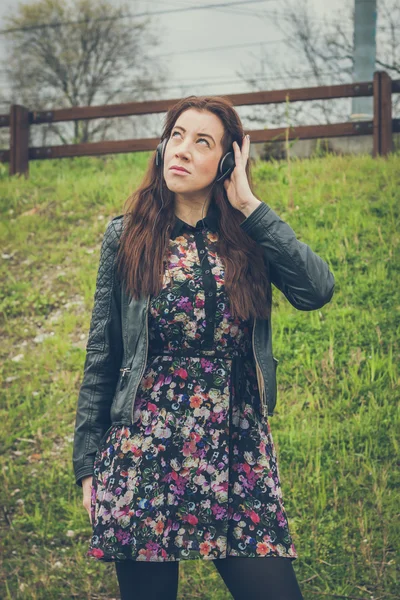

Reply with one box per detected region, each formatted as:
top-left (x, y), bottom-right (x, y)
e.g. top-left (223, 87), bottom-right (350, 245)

top-left (87, 204), bottom-right (298, 563)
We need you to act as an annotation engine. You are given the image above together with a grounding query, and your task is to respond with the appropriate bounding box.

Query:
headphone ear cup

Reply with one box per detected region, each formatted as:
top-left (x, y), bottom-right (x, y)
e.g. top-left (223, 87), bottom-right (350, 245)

top-left (156, 138), bottom-right (168, 167)
top-left (216, 151), bottom-right (235, 183)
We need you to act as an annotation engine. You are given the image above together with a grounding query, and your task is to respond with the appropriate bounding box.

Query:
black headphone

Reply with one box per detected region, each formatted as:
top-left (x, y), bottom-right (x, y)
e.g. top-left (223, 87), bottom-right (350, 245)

top-left (155, 137), bottom-right (236, 183)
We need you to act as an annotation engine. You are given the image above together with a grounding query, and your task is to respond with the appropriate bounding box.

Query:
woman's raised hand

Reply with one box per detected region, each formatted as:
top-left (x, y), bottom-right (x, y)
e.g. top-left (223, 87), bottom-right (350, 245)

top-left (223, 135), bottom-right (255, 211)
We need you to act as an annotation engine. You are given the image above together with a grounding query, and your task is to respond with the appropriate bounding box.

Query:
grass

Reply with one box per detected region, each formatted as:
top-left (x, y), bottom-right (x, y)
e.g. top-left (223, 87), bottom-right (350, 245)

top-left (0, 149), bottom-right (399, 599)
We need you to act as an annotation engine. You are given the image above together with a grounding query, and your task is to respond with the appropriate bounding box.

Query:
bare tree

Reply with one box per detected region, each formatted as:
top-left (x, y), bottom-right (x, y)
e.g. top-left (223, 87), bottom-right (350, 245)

top-left (0, 0), bottom-right (170, 146)
top-left (376, 0), bottom-right (400, 78)
top-left (237, 0), bottom-right (399, 129)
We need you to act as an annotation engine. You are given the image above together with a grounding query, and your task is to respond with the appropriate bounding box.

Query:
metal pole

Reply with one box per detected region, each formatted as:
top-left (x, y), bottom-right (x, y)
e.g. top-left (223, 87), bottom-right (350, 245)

top-left (351, 0), bottom-right (377, 121)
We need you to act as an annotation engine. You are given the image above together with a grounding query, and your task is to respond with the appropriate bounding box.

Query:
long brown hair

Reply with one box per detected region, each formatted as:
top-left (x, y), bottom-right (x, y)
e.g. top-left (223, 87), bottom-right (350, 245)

top-left (116, 95), bottom-right (271, 321)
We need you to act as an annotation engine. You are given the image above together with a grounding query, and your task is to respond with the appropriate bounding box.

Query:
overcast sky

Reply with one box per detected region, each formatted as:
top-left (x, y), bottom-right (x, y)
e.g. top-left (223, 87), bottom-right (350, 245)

top-left (0, 0), bottom-right (353, 136)
top-left (0, 0), bottom-right (351, 92)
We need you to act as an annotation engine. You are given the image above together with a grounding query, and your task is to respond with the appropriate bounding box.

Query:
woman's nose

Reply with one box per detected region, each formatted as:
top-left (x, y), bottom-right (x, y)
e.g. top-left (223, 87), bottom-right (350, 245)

top-left (175, 141), bottom-right (191, 156)
top-left (175, 148), bottom-right (190, 158)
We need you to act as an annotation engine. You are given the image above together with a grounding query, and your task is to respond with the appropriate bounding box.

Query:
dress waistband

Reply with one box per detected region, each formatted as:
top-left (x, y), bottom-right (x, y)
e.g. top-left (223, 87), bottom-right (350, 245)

top-left (147, 347), bottom-right (253, 360)
top-left (147, 347), bottom-right (253, 401)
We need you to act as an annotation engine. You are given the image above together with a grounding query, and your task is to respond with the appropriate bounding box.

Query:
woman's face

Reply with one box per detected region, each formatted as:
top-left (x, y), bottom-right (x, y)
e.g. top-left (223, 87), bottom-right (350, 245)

top-left (163, 108), bottom-right (225, 197)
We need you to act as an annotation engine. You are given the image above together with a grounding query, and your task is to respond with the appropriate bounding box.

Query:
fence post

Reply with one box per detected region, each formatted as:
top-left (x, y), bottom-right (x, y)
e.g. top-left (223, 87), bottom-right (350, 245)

top-left (373, 71), bottom-right (392, 157)
top-left (10, 104), bottom-right (29, 177)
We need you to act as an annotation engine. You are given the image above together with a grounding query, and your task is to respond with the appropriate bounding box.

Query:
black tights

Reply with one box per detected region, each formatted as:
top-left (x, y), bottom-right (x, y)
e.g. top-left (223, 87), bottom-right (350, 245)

top-left (115, 556), bottom-right (304, 600)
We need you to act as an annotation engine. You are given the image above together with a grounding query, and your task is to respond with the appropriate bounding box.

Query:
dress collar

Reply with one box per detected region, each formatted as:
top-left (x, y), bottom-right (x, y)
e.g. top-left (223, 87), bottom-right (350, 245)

top-left (170, 201), bottom-right (219, 239)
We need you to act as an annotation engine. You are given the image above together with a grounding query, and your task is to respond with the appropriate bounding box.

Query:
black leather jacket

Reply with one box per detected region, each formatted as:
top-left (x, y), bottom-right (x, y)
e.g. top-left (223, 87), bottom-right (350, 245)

top-left (72, 201), bottom-right (335, 487)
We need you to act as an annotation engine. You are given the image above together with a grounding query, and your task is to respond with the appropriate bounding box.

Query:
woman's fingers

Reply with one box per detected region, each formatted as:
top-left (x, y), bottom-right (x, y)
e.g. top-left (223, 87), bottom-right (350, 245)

top-left (233, 138), bottom-right (249, 172)
top-left (244, 135), bottom-right (250, 167)
top-left (233, 140), bottom-right (240, 162)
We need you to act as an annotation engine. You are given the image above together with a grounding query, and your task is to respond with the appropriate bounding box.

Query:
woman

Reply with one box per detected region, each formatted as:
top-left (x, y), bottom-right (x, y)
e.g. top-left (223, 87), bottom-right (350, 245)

top-left (73, 95), bottom-right (335, 599)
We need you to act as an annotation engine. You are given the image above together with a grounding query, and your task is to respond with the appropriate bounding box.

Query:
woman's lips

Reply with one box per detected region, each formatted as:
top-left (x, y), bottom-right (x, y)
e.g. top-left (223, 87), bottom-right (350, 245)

top-left (170, 167), bottom-right (189, 174)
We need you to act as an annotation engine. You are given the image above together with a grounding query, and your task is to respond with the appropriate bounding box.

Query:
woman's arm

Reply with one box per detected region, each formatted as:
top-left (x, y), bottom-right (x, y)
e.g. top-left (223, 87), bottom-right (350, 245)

top-left (240, 200), bottom-right (335, 311)
top-left (72, 218), bottom-right (123, 487)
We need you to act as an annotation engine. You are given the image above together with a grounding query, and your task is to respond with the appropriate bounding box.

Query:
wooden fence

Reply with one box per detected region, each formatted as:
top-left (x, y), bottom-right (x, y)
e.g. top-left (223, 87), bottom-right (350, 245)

top-left (1, 70), bottom-right (399, 178)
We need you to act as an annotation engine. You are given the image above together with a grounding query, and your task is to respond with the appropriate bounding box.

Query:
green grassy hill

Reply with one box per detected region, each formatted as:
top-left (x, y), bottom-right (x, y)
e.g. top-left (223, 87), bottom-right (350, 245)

top-left (0, 150), bottom-right (399, 599)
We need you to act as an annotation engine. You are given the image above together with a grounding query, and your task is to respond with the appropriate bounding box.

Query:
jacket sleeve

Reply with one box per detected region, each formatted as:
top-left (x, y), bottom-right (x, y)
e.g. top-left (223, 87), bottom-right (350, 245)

top-left (240, 201), bottom-right (335, 310)
top-left (72, 219), bottom-right (123, 487)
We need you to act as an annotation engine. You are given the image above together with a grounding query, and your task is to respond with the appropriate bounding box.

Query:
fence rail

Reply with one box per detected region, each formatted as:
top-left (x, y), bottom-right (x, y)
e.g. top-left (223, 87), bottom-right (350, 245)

top-left (1, 70), bottom-right (399, 177)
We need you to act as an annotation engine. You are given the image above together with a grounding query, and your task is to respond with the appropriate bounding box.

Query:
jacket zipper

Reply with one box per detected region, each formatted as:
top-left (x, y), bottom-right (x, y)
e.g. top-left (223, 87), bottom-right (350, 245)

top-left (130, 296), bottom-right (150, 423)
top-left (119, 290), bottom-right (132, 391)
top-left (119, 366), bottom-right (131, 391)
top-left (252, 318), bottom-right (267, 418)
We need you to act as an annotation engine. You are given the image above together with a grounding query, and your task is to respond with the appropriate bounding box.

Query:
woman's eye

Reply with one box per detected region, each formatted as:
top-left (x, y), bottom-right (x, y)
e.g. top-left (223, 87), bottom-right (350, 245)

top-left (171, 131), bottom-right (209, 146)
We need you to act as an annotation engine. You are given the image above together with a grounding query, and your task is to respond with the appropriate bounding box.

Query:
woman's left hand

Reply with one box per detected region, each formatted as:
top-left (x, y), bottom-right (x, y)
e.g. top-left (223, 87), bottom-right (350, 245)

top-left (223, 135), bottom-right (255, 211)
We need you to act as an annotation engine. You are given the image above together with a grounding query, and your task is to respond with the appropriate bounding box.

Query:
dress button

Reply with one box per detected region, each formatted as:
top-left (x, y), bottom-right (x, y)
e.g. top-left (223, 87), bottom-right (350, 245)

top-left (205, 270), bottom-right (210, 274)
top-left (199, 250), bottom-right (205, 254)
top-left (208, 291), bottom-right (213, 297)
